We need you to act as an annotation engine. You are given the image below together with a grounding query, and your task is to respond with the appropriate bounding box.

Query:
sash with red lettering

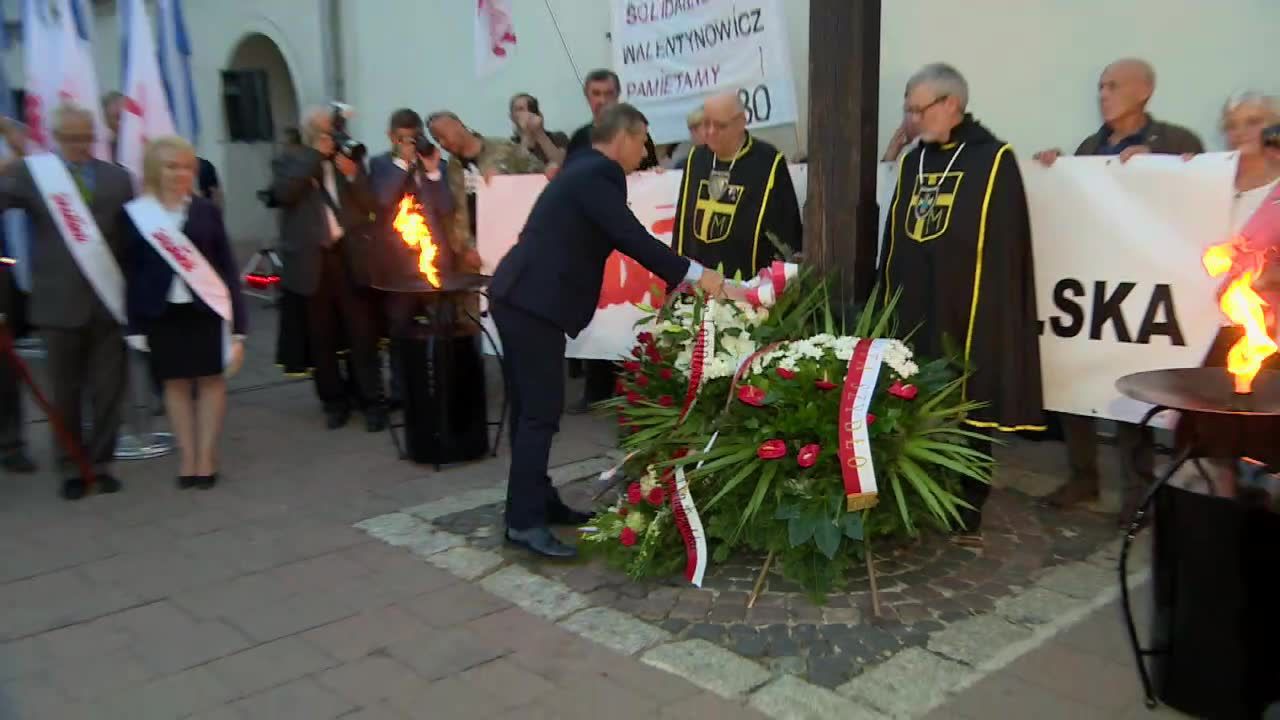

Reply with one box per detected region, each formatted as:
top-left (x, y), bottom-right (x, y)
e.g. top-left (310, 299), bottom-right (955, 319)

top-left (26, 153), bottom-right (126, 324)
top-left (838, 338), bottom-right (891, 512)
top-left (123, 195), bottom-right (232, 322)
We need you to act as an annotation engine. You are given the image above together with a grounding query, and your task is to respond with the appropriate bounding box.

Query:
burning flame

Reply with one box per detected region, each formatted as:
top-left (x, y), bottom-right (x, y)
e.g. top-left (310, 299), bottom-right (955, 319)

top-left (1203, 240), bottom-right (1278, 393)
top-left (394, 194), bottom-right (439, 287)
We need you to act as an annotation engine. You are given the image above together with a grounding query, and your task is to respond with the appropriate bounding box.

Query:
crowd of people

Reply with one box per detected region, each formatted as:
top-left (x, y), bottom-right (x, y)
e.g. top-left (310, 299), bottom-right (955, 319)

top-left (0, 57), bottom-right (1276, 547)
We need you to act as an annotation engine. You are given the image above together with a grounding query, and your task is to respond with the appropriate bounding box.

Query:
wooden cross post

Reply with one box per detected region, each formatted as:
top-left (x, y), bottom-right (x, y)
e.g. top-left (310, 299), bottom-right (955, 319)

top-left (805, 0), bottom-right (882, 313)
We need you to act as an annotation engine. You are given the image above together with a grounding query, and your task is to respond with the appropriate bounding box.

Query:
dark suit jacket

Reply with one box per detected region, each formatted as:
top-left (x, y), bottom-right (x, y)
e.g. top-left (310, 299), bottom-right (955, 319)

top-left (270, 148), bottom-right (377, 296)
top-left (122, 196), bottom-right (247, 337)
top-left (368, 151), bottom-right (456, 276)
top-left (489, 149), bottom-right (690, 337)
top-left (1075, 116), bottom-right (1204, 156)
top-left (0, 157), bottom-right (134, 329)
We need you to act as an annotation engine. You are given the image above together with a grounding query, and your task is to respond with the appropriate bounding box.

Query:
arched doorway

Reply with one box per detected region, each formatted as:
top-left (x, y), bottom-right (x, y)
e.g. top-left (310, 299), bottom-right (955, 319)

top-left (221, 32), bottom-right (300, 252)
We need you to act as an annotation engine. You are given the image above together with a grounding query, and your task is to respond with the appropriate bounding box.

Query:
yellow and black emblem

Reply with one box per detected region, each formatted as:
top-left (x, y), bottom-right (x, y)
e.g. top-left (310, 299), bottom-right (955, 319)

top-left (906, 171), bottom-right (964, 242)
top-left (692, 180), bottom-right (744, 244)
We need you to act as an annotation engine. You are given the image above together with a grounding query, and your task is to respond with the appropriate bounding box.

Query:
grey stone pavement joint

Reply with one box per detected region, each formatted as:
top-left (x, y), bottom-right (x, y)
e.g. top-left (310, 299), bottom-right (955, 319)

top-left (558, 607), bottom-right (671, 656)
top-left (423, 546), bottom-right (505, 580)
top-left (838, 647), bottom-right (969, 718)
top-left (478, 566), bottom-right (591, 621)
top-left (751, 675), bottom-right (888, 720)
top-left (642, 639), bottom-right (772, 699)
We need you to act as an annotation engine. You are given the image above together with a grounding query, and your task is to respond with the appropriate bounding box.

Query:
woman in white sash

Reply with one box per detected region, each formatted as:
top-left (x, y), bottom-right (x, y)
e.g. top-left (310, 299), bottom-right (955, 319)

top-left (122, 137), bottom-right (246, 490)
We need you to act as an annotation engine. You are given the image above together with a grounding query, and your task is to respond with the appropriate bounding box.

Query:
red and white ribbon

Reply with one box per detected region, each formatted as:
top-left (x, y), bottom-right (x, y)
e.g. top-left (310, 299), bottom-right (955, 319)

top-left (667, 464), bottom-right (707, 586)
top-left (837, 338), bottom-right (892, 511)
top-left (741, 261), bottom-right (799, 308)
top-left (677, 311), bottom-right (714, 423)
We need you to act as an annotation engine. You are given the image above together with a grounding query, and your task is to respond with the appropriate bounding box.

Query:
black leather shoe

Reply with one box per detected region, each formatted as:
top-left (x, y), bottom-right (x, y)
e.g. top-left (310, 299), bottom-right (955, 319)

top-left (1, 451), bottom-right (36, 474)
top-left (365, 408), bottom-right (388, 433)
top-left (505, 527), bottom-right (578, 559)
top-left (177, 475), bottom-right (199, 489)
top-left (325, 409), bottom-right (350, 430)
top-left (61, 477), bottom-right (86, 501)
top-left (548, 505), bottom-right (593, 526)
top-left (96, 475), bottom-right (122, 494)
top-left (196, 474), bottom-right (218, 490)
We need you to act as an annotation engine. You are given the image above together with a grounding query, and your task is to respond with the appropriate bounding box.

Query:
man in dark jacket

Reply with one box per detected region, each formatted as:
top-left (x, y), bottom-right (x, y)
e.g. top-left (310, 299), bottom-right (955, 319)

top-left (490, 103), bottom-right (729, 558)
top-left (1033, 58), bottom-right (1204, 517)
top-left (0, 222), bottom-right (34, 474)
top-left (271, 107), bottom-right (385, 432)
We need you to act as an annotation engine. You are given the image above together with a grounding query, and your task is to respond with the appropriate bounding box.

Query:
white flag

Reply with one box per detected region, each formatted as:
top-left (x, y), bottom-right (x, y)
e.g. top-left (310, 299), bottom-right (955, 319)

top-left (474, 0), bottom-right (517, 78)
top-left (118, 0), bottom-right (176, 179)
top-left (54, 0), bottom-right (111, 160)
top-left (21, 0), bottom-right (59, 150)
top-left (156, 0), bottom-right (199, 144)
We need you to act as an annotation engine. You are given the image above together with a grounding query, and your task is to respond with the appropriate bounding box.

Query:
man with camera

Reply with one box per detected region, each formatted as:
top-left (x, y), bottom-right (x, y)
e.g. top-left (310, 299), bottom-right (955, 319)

top-left (271, 106), bottom-right (385, 432)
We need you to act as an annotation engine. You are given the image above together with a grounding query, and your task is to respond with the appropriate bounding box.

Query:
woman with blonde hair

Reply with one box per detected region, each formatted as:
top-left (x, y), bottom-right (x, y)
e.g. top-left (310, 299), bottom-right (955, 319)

top-left (122, 136), bottom-right (246, 489)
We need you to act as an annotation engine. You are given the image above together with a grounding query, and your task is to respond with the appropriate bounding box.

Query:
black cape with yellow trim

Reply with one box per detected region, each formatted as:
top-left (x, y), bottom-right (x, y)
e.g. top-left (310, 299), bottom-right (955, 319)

top-left (880, 115), bottom-right (1044, 432)
top-left (673, 135), bottom-right (802, 279)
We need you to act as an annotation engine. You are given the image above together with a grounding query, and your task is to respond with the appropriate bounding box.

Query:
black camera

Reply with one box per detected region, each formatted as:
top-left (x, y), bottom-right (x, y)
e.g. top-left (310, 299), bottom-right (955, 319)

top-left (330, 102), bottom-right (367, 164)
top-left (1263, 123), bottom-right (1280, 151)
top-left (414, 134), bottom-right (436, 157)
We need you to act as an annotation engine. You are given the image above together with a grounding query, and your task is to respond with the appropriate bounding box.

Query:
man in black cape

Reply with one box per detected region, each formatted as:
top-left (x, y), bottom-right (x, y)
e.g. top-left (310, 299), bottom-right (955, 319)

top-left (880, 63), bottom-right (1045, 541)
top-left (673, 92), bottom-right (802, 280)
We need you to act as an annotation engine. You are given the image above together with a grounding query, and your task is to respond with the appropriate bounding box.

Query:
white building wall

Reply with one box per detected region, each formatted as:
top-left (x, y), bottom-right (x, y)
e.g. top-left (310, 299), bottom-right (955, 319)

top-left (2, 0), bottom-right (1277, 245)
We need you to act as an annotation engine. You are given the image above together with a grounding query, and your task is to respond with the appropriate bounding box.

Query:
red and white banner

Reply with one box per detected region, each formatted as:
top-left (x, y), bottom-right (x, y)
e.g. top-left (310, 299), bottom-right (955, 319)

top-left (838, 339), bottom-right (890, 512)
top-left (475, 0), bottom-right (517, 78)
top-left (119, 0), bottom-right (177, 180)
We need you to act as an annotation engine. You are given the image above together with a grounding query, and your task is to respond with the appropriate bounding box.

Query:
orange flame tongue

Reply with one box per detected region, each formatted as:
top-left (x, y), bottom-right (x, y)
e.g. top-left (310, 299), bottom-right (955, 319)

top-left (394, 195), bottom-right (439, 287)
top-left (1203, 241), bottom-right (1277, 394)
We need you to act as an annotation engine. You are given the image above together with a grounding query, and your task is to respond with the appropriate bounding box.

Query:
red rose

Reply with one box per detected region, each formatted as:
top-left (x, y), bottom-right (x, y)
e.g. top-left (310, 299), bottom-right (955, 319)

top-left (631, 346), bottom-right (643, 358)
top-left (658, 394), bottom-right (675, 407)
top-left (647, 486), bottom-right (666, 506)
top-left (646, 345), bottom-right (662, 362)
top-left (660, 368), bottom-right (674, 381)
top-left (797, 443), bottom-right (821, 468)
top-left (776, 367), bottom-right (797, 380)
top-left (815, 379), bottom-right (838, 391)
top-left (637, 332), bottom-right (654, 345)
top-left (619, 506), bottom-right (629, 517)
top-left (626, 391), bottom-right (643, 406)
top-left (636, 374), bottom-right (649, 388)
top-left (757, 439), bottom-right (787, 460)
top-left (626, 483), bottom-right (643, 505)
top-left (614, 378), bottom-right (626, 395)
top-left (622, 361), bottom-right (642, 373)
top-left (738, 385), bottom-right (767, 407)
top-left (617, 414), bottom-right (630, 426)
top-left (620, 527), bottom-right (638, 546)
top-left (672, 447), bottom-right (691, 459)
top-left (889, 380), bottom-right (919, 400)
top-left (867, 413), bottom-right (877, 426)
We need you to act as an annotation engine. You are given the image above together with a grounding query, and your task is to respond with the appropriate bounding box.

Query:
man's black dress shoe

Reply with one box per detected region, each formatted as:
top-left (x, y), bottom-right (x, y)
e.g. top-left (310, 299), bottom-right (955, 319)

top-left (548, 505), bottom-right (593, 526)
top-left (1, 451), bottom-right (36, 474)
top-left (61, 478), bottom-right (86, 501)
top-left (96, 475), bottom-right (122, 494)
top-left (325, 409), bottom-right (350, 430)
top-left (365, 408), bottom-right (388, 433)
top-left (505, 527), bottom-right (578, 558)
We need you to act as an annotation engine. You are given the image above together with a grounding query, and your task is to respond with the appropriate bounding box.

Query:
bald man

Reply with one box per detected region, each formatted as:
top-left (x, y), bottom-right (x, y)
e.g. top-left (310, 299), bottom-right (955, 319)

top-left (672, 92), bottom-right (802, 279)
top-left (1033, 59), bottom-right (1203, 518)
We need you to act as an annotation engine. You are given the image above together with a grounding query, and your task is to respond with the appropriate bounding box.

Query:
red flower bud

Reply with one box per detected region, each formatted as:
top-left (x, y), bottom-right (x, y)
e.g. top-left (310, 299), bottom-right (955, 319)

top-left (626, 391), bottom-right (643, 406)
top-left (635, 374), bottom-right (649, 388)
top-left (620, 527), bottom-right (638, 546)
top-left (672, 447), bottom-right (691, 459)
top-left (617, 414), bottom-right (630, 425)
top-left (867, 413), bottom-right (877, 426)
top-left (757, 439), bottom-right (787, 460)
top-left (646, 345), bottom-right (662, 362)
top-left (889, 380), bottom-right (919, 400)
top-left (647, 486), bottom-right (666, 506)
top-left (637, 332), bottom-right (654, 345)
top-left (815, 379), bottom-right (838, 391)
top-left (776, 367), bottom-right (797, 380)
top-left (797, 443), bottom-right (821, 468)
top-left (737, 385), bottom-right (767, 407)
top-left (622, 361), bottom-right (642, 373)
top-left (658, 394), bottom-right (675, 407)
top-left (618, 506), bottom-right (629, 517)
top-left (627, 483), bottom-right (643, 505)
top-left (614, 379), bottom-right (626, 395)
top-left (660, 368), bottom-right (674, 381)
top-left (631, 346), bottom-right (643, 358)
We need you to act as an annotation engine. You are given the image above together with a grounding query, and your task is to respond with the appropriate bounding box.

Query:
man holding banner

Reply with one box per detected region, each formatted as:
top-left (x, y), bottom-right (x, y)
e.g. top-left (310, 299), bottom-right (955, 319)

top-left (880, 64), bottom-right (1044, 541)
top-left (0, 105), bottom-right (135, 500)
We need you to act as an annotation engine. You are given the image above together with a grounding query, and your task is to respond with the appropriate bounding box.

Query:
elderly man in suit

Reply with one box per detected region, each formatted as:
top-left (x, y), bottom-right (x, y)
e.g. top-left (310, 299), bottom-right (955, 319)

top-left (489, 103), bottom-right (735, 558)
top-left (272, 107), bottom-right (385, 432)
top-left (0, 105), bottom-right (135, 499)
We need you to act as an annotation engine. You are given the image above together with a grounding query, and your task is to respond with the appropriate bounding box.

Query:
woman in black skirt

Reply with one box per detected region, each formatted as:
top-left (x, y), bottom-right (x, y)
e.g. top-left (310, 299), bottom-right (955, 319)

top-left (123, 137), bottom-right (247, 489)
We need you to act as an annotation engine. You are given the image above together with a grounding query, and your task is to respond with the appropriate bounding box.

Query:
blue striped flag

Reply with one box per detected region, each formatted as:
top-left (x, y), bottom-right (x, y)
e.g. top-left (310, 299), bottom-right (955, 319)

top-left (157, 0), bottom-right (198, 144)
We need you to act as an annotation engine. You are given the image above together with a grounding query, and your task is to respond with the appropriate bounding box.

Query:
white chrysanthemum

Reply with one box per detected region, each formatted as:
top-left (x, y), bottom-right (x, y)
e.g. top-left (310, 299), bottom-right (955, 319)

top-left (640, 466), bottom-right (659, 494)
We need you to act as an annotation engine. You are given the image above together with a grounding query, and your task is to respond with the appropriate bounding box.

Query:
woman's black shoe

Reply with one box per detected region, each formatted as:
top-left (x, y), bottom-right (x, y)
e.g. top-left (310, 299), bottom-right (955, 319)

top-left (60, 477), bottom-right (86, 501)
top-left (196, 474), bottom-right (218, 490)
top-left (178, 475), bottom-right (199, 489)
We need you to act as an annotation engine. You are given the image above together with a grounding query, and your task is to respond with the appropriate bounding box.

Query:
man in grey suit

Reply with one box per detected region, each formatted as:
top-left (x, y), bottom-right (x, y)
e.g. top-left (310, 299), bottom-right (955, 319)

top-left (0, 105), bottom-right (134, 499)
top-left (271, 108), bottom-right (385, 432)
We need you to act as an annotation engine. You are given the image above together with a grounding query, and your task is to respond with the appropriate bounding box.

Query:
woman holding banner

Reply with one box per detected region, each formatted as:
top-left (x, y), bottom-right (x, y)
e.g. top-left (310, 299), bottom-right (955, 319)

top-left (123, 137), bottom-right (247, 490)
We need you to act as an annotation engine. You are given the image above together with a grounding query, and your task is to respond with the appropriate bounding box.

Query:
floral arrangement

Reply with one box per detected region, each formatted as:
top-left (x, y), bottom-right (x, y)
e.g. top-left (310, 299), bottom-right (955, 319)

top-left (582, 272), bottom-right (992, 600)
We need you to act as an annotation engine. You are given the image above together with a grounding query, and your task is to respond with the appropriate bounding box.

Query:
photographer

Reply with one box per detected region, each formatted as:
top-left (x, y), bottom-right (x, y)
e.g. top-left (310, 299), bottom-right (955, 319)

top-left (271, 106), bottom-right (386, 432)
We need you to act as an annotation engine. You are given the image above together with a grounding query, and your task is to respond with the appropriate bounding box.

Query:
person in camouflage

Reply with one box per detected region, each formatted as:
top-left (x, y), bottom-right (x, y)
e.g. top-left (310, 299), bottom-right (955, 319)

top-left (427, 111), bottom-right (544, 273)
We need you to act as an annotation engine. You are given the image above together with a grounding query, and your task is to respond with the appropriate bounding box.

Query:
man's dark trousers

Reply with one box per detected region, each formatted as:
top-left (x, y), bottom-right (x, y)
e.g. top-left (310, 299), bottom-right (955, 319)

top-left (307, 245), bottom-right (382, 413)
top-left (492, 299), bottom-right (571, 530)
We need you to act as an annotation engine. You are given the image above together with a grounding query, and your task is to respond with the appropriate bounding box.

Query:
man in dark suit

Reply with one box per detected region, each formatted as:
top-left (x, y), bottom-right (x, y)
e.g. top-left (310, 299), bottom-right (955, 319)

top-left (0, 106), bottom-right (135, 499)
top-left (271, 107), bottom-right (385, 432)
top-left (0, 221), bottom-right (34, 474)
top-left (489, 103), bottom-right (731, 558)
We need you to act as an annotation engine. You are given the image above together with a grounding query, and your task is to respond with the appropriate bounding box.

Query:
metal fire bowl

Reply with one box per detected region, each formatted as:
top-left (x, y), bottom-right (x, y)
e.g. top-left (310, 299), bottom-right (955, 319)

top-left (372, 272), bottom-right (491, 295)
top-left (1116, 368), bottom-right (1280, 416)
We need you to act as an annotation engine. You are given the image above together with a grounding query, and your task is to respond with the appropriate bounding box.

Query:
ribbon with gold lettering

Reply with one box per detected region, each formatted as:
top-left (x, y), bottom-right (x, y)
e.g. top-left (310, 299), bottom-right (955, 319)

top-left (838, 338), bottom-right (891, 512)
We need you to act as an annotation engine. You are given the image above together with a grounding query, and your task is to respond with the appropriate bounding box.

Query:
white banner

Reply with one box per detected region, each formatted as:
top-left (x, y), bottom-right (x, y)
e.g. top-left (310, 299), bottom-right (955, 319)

top-left (477, 156), bottom-right (1237, 423)
top-left (1024, 153), bottom-right (1236, 424)
top-left (610, 0), bottom-right (799, 144)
